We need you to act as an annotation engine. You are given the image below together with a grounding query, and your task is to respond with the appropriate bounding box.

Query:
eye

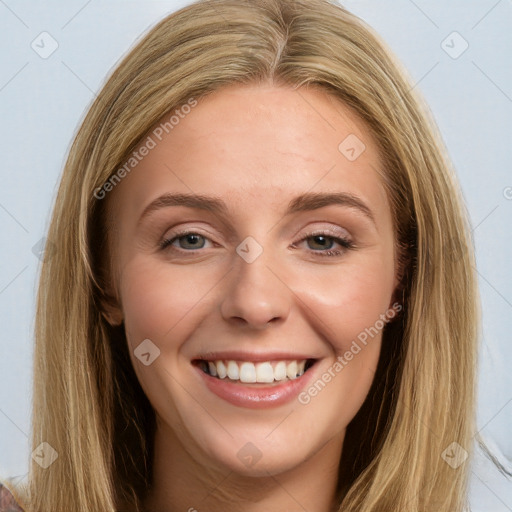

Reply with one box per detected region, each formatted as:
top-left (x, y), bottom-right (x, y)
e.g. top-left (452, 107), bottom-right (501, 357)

top-left (293, 231), bottom-right (354, 257)
top-left (306, 235), bottom-right (337, 251)
top-left (160, 231), bottom-right (213, 251)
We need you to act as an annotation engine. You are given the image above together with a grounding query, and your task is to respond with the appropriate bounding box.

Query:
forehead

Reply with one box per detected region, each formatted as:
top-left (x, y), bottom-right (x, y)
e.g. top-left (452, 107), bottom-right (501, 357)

top-left (109, 83), bottom-right (389, 223)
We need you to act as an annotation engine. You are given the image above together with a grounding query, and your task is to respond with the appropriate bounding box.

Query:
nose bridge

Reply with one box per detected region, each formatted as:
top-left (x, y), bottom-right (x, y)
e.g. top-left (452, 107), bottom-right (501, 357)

top-left (220, 241), bottom-right (291, 328)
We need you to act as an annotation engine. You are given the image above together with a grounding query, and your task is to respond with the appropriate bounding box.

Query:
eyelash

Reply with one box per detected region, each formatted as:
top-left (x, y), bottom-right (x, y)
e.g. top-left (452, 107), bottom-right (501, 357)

top-left (159, 229), bottom-right (355, 258)
top-left (293, 231), bottom-right (355, 257)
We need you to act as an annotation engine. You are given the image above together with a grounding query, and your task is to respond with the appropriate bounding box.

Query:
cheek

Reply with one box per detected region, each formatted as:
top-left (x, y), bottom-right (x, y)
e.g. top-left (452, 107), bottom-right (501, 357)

top-left (290, 258), bottom-right (392, 427)
top-left (118, 256), bottom-right (224, 345)
top-left (292, 254), bottom-right (396, 355)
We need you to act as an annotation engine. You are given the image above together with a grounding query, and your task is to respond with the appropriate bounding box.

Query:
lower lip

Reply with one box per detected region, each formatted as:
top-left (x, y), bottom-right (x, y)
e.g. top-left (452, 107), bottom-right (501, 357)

top-left (194, 364), bottom-right (316, 409)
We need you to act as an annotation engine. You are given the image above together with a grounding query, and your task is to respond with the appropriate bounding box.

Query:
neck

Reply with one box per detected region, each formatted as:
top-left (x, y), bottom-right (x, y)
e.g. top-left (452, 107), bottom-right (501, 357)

top-left (143, 421), bottom-right (344, 512)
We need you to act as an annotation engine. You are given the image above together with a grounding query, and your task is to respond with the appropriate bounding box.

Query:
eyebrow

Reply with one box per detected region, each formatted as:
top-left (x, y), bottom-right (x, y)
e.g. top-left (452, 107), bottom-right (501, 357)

top-left (138, 191), bottom-right (375, 225)
top-left (287, 192), bottom-right (375, 224)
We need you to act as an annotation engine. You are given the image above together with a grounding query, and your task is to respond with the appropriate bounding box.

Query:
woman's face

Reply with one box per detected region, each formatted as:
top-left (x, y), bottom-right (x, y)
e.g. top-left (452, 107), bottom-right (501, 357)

top-left (107, 83), bottom-right (398, 476)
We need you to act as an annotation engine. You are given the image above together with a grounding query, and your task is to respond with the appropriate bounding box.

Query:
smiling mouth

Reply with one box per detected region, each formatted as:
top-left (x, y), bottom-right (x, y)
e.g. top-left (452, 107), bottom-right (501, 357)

top-left (193, 358), bottom-right (316, 383)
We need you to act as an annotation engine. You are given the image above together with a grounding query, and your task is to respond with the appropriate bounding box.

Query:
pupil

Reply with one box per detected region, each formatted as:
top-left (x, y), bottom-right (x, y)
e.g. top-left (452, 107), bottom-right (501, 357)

top-left (309, 235), bottom-right (333, 250)
top-left (181, 234), bottom-right (204, 249)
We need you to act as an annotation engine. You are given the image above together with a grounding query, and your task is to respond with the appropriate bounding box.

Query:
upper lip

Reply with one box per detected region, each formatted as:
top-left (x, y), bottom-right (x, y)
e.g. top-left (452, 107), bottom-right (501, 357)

top-left (192, 351), bottom-right (320, 362)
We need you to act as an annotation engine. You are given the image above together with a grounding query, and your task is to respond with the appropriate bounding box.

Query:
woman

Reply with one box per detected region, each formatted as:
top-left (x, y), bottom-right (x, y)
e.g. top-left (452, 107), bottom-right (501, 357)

top-left (1, 0), bottom-right (480, 510)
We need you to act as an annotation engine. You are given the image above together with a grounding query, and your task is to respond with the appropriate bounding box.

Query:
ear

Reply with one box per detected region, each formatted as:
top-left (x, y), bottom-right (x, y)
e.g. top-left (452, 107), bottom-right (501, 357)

top-left (100, 293), bottom-right (124, 326)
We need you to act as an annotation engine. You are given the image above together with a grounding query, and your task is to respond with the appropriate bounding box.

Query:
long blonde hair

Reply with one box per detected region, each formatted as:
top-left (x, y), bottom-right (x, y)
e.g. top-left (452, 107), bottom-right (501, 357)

top-left (25, 0), bottom-right (479, 510)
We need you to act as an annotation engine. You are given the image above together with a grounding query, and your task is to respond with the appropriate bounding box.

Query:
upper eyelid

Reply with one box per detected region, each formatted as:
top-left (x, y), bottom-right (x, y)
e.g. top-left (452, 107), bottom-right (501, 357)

top-left (291, 225), bottom-right (353, 246)
top-left (299, 227), bottom-right (350, 238)
top-left (163, 226), bottom-right (350, 239)
top-left (163, 226), bottom-right (220, 241)
top-left (163, 220), bottom-right (351, 239)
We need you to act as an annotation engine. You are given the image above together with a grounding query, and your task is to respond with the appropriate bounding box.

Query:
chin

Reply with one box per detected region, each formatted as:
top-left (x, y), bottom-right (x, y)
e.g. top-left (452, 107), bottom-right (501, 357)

top-left (186, 418), bottom-right (329, 478)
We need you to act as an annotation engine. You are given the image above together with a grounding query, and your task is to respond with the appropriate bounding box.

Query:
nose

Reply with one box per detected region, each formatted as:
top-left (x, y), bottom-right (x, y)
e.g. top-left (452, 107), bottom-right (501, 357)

top-left (220, 252), bottom-right (291, 329)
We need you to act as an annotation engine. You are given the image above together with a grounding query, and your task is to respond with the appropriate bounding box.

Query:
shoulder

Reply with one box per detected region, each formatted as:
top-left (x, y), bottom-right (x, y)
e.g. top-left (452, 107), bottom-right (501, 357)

top-left (0, 482), bottom-right (24, 512)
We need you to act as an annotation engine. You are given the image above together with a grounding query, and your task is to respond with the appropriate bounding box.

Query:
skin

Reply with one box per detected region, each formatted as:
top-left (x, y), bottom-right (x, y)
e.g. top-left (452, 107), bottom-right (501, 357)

top-left (105, 82), bottom-right (399, 512)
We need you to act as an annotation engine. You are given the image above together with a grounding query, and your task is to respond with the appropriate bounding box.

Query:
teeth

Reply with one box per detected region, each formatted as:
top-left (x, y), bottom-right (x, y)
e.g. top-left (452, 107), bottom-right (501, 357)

top-left (227, 361), bottom-right (239, 380)
top-left (208, 362), bottom-right (217, 377)
top-left (239, 362), bottom-right (256, 383)
top-left (256, 362), bottom-right (274, 383)
top-left (274, 361), bottom-right (287, 381)
top-left (286, 361), bottom-right (298, 380)
top-left (216, 361), bottom-right (227, 379)
top-left (200, 359), bottom-right (311, 382)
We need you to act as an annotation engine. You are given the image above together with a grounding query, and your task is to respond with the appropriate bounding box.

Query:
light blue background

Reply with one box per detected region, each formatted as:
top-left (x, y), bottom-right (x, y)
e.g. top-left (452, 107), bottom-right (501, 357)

top-left (0, 0), bottom-right (511, 509)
